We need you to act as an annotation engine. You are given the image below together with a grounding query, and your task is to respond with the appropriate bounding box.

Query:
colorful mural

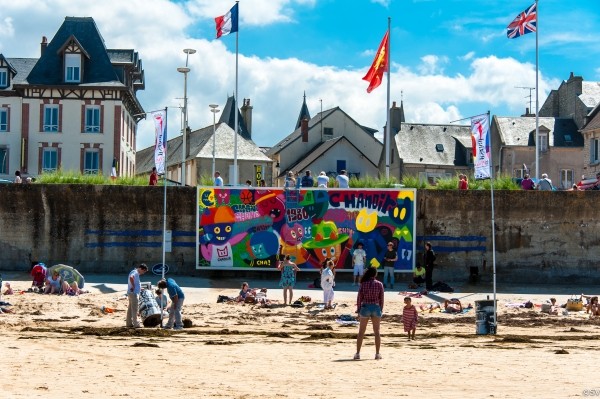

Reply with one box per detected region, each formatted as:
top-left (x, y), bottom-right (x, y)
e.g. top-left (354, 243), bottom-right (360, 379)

top-left (196, 187), bottom-right (416, 272)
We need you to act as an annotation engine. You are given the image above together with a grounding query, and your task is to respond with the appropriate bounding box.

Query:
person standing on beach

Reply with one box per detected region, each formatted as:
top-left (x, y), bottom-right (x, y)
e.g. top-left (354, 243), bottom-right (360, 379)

top-left (321, 259), bottom-right (335, 309)
top-left (158, 278), bottom-right (185, 330)
top-left (402, 297), bottom-right (418, 340)
top-left (352, 242), bottom-right (367, 286)
top-left (126, 263), bottom-right (148, 328)
top-left (336, 170), bottom-right (349, 188)
top-left (424, 242), bottom-right (436, 291)
top-left (355, 266), bottom-right (384, 360)
top-left (278, 255), bottom-right (300, 305)
top-left (382, 242), bottom-right (398, 289)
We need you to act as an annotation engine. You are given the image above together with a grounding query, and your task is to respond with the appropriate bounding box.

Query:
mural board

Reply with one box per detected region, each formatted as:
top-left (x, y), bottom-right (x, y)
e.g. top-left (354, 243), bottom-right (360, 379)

top-left (196, 187), bottom-right (416, 271)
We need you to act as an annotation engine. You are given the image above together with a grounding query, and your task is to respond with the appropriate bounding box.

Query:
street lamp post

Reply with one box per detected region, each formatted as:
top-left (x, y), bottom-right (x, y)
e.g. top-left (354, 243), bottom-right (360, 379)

top-left (209, 104), bottom-right (220, 181)
top-left (177, 48), bottom-right (196, 186)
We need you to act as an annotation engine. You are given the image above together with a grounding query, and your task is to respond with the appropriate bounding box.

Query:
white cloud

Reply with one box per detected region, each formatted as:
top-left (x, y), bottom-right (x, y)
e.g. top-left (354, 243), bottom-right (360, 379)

top-left (459, 51), bottom-right (475, 61)
top-left (417, 55), bottom-right (449, 75)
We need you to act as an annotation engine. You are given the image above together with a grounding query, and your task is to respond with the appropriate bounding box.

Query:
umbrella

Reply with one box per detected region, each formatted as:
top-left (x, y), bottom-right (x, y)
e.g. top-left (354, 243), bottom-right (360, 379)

top-left (48, 264), bottom-right (85, 289)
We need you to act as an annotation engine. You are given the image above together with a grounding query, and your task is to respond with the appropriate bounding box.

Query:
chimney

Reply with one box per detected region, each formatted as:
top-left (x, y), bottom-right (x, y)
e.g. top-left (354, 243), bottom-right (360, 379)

top-left (301, 118), bottom-right (309, 142)
top-left (241, 98), bottom-right (253, 138)
top-left (40, 36), bottom-right (48, 56)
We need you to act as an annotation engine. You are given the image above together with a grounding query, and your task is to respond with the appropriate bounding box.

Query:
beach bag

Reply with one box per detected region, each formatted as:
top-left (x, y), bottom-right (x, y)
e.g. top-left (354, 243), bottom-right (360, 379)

top-left (566, 295), bottom-right (583, 311)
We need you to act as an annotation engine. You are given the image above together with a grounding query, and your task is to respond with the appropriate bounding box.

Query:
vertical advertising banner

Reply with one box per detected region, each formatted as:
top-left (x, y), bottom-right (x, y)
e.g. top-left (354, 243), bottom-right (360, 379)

top-left (471, 113), bottom-right (491, 180)
top-left (197, 187), bottom-right (416, 272)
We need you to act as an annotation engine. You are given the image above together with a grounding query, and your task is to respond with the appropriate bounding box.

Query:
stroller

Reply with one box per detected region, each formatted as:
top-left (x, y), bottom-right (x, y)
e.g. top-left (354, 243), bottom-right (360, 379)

top-left (30, 263), bottom-right (47, 291)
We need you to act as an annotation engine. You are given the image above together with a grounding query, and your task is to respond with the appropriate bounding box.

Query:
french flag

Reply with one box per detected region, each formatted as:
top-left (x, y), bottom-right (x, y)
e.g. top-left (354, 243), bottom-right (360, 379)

top-left (215, 3), bottom-right (239, 39)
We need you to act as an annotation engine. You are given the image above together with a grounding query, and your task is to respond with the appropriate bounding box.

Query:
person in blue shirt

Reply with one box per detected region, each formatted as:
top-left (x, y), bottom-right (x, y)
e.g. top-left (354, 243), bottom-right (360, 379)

top-left (158, 278), bottom-right (185, 330)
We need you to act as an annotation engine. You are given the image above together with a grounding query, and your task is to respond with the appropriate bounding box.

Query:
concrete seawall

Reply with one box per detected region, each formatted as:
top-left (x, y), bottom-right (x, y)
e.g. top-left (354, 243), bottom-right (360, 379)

top-left (0, 184), bottom-right (597, 283)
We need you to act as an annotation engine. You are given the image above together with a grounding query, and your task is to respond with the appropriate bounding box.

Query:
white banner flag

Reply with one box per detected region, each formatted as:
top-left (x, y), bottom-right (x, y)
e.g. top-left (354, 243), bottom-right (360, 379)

top-left (152, 110), bottom-right (167, 175)
top-left (471, 113), bottom-right (491, 180)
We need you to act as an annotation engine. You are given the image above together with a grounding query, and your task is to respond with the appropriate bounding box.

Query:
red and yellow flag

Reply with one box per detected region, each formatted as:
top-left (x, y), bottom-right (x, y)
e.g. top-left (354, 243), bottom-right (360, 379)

top-left (362, 30), bottom-right (389, 93)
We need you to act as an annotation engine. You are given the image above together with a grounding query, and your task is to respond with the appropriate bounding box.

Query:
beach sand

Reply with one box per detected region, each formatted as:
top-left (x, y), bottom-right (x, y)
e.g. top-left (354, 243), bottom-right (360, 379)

top-left (0, 274), bottom-right (599, 399)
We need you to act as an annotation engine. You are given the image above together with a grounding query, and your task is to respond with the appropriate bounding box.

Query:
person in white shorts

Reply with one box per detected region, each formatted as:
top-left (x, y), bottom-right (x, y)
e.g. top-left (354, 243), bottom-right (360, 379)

top-left (352, 242), bottom-right (367, 286)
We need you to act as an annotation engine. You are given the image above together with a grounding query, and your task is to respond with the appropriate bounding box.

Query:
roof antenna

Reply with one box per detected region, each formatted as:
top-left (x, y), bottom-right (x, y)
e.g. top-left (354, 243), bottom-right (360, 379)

top-left (515, 86), bottom-right (535, 115)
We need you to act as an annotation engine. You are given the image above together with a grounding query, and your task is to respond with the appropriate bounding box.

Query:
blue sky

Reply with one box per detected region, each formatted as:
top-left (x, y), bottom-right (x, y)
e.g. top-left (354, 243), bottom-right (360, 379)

top-left (0, 0), bottom-right (598, 150)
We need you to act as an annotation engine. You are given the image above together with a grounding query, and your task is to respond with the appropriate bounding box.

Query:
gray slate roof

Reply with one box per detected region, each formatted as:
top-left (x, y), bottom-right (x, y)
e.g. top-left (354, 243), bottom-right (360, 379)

top-left (3, 58), bottom-right (37, 89)
top-left (218, 95), bottom-right (251, 140)
top-left (394, 123), bottom-right (472, 166)
top-left (136, 122), bottom-right (271, 174)
top-left (495, 116), bottom-right (581, 147)
top-left (26, 17), bottom-right (122, 86)
top-left (278, 136), bottom-right (378, 179)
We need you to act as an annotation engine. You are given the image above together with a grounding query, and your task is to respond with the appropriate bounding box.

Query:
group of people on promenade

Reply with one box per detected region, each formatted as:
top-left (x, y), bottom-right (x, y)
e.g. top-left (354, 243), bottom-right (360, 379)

top-left (284, 169), bottom-right (350, 189)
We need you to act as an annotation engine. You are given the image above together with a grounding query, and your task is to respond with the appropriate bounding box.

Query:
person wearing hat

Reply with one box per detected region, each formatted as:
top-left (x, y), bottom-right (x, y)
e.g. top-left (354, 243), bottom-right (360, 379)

top-left (317, 171), bottom-right (329, 188)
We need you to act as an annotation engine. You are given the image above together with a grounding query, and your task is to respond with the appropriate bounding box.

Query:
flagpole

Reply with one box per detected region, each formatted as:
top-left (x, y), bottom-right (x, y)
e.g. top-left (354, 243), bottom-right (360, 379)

top-left (385, 17), bottom-right (391, 179)
top-left (534, 0), bottom-right (539, 180)
top-left (486, 110), bottom-right (497, 334)
top-left (233, 0), bottom-right (239, 186)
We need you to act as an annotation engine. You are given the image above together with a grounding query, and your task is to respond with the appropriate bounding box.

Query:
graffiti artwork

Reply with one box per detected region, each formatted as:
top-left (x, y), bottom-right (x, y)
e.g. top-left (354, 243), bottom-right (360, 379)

top-left (196, 187), bottom-right (416, 272)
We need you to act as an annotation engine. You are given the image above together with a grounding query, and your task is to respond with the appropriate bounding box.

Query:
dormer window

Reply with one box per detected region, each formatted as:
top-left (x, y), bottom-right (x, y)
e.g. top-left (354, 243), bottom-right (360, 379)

top-left (65, 53), bottom-right (81, 83)
top-left (0, 67), bottom-right (7, 88)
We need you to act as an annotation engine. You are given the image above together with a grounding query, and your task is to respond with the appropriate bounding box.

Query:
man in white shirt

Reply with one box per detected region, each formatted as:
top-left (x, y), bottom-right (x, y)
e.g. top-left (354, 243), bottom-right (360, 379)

top-left (214, 171), bottom-right (224, 187)
top-left (352, 242), bottom-right (367, 286)
top-left (317, 171), bottom-right (329, 188)
top-left (336, 170), bottom-right (349, 188)
top-left (126, 263), bottom-right (148, 328)
top-left (537, 173), bottom-right (553, 191)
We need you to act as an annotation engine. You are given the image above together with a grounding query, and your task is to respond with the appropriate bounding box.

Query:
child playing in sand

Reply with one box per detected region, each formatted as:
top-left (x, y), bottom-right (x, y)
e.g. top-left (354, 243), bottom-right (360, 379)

top-left (236, 282), bottom-right (256, 303)
top-left (586, 296), bottom-right (599, 318)
top-left (155, 289), bottom-right (168, 309)
top-left (3, 282), bottom-right (13, 295)
top-left (402, 297), bottom-right (418, 340)
top-left (321, 260), bottom-right (335, 309)
top-left (44, 271), bottom-right (62, 294)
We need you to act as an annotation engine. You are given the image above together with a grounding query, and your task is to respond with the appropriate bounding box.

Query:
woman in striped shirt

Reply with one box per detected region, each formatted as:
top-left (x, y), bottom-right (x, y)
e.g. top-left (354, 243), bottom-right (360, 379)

top-left (354, 266), bottom-right (384, 360)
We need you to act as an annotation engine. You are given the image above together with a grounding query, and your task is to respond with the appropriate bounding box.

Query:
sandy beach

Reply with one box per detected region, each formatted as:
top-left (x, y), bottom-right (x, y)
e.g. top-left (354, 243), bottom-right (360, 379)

top-left (0, 272), bottom-right (599, 399)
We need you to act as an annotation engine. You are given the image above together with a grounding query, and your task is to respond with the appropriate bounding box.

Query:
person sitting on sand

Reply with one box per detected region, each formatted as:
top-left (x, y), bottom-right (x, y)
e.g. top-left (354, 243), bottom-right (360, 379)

top-left (586, 296), bottom-right (599, 318)
top-left (155, 289), bottom-right (169, 309)
top-left (44, 271), bottom-right (62, 294)
top-left (3, 282), bottom-right (13, 295)
top-left (444, 299), bottom-right (463, 313)
top-left (66, 281), bottom-right (87, 296)
top-left (236, 282), bottom-right (256, 303)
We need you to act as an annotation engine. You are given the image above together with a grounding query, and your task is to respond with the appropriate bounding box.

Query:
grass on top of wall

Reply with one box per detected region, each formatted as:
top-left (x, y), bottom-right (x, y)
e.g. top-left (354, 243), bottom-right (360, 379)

top-left (431, 174), bottom-right (521, 190)
top-left (34, 170), bottom-right (149, 185)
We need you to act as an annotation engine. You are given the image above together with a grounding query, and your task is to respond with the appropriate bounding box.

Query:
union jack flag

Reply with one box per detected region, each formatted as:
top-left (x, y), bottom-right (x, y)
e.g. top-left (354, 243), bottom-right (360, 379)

top-left (507, 2), bottom-right (537, 39)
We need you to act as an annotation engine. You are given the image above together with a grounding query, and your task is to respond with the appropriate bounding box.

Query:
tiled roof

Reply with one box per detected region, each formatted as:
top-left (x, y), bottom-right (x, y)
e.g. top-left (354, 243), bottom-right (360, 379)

top-left (279, 136), bottom-right (378, 179)
top-left (394, 123), bottom-right (472, 166)
top-left (107, 49), bottom-right (134, 63)
top-left (3, 58), bottom-right (37, 88)
top-left (26, 17), bottom-right (121, 85)
top-left (136, 122), bottom-right (271, 174)
top-left (495, 116), bottom-right (581, 147)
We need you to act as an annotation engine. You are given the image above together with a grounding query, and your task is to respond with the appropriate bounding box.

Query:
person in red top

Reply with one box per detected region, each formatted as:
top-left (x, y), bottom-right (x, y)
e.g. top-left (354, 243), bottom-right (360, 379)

top-left (402, 297), bottom-right (418, 340)
top-left (458, 174), bottom-right (468, 190)
top-left (354, 266), bottom-right (384, 360)
top-left (149, 167), bottom-right (158, 186)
